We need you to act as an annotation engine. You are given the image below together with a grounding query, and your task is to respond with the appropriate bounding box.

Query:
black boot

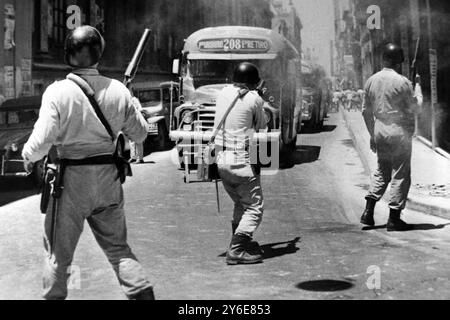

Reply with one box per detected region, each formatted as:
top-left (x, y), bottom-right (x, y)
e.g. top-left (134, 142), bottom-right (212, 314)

top-left (360, 198), bottom-right (376, 226)
top-left (129, 287), bottom-right (155, 300)
top-left (387, 209), bottom-right (413, 232)
top-left (231, 222), bottom-right (263, 255)
top-left (226, 234), bottom-right (263, 265)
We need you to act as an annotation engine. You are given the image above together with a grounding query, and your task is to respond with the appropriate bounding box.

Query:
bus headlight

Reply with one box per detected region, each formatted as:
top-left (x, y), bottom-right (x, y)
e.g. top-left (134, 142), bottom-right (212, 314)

top-left (11, 143), bottom-right (19, 152)
top-left (182, 112), bottom-right (194, 125)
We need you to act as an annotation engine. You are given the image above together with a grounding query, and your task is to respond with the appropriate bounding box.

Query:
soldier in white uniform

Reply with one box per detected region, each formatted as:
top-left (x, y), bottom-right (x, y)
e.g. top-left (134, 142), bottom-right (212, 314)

top-left (360, 43), bottom-right (423, 231)
top-left (129, 96), bottom-right (145, 164)
top-left (214, 62), bottom-right (267, 265)
top-left (22, 26), bottom-right (154, 300)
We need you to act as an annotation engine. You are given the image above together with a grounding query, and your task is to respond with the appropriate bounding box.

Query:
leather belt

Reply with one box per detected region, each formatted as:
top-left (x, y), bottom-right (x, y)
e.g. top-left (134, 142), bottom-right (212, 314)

top-left (60, 155), bottom-right (116, 166)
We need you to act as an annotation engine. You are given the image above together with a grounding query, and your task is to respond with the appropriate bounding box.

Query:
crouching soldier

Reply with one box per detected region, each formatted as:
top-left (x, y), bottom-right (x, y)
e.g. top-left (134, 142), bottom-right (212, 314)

top-left (214, 62), bottom-right (268, 265)
top-left (22, 26), bottom-right (154, 299)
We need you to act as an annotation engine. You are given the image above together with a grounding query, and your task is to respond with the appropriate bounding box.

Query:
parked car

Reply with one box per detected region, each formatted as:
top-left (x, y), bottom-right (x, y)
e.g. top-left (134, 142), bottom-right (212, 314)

top-left (0, 96), bottom-right (56, 186)
top-left (134, 81), bottom-right (179, 151)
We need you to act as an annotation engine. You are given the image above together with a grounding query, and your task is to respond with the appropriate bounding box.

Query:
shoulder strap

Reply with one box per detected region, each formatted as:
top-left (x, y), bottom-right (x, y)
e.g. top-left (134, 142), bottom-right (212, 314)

top-left (210, 88), bottom-right (249, 143)
top-left (66, 73), bottom-right (115, 142)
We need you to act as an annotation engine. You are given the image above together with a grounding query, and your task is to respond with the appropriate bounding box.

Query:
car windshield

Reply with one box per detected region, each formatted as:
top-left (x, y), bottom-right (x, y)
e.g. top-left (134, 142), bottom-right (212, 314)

top-left (138, 89), bottom-right (161, 107)
top-left (0, 108), bottom-right (39, 129)
top-left (188, 59), bottom-right (283, 89)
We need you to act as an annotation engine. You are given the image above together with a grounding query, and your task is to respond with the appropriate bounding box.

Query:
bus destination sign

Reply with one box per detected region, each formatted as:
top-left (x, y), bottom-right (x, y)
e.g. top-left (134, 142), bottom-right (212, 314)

top-left (198, 38), bottom-right (270, 53)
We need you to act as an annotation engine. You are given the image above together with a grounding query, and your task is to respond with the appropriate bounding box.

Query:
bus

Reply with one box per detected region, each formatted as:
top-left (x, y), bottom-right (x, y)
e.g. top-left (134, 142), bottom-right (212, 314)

top-left (170, 26), bottom-right (302, 171)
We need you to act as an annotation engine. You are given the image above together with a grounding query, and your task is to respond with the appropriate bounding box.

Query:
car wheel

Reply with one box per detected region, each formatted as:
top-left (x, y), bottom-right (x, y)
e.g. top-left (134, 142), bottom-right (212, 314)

top-left (156, 122), bottom-right (171, 151)
top-left (307, 107), bottom-right (317, 128)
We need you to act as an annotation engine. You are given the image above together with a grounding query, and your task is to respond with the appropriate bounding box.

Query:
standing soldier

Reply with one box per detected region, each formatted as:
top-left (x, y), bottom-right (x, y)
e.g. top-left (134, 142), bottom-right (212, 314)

top-left (215, 62), bottom-right (267, 265)
top-left (360, 43), bottom-right (423, 231)
top-left (129, 95), bottom-right (146, 164)
top-left (22, 26), bottom-right (154, 300)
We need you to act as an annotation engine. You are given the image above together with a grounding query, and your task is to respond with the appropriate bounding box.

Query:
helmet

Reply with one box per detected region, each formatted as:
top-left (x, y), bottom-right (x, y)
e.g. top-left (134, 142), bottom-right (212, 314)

top-left (382, 43), bottom-right (405, 65)
top-left (64, 26), bottom-right (105, 67)
top-left (232, 62), bottom-right (261, 85)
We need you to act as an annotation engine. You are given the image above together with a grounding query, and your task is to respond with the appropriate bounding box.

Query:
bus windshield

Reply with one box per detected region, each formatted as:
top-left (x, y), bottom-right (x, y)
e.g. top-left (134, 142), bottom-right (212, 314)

top-left (188, 59), bottom-right (283, 89)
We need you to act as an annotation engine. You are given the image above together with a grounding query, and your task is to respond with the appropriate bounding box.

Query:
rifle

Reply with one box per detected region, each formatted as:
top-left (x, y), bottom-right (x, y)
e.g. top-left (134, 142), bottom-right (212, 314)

top-left (411, 37), bottom-right (421, 85)
top-left (124, 28), bottom-right (151, 90)
top-left (411, 37), bottom-right (422, 136)
top-left (113, 29), bottom-right (151, 182)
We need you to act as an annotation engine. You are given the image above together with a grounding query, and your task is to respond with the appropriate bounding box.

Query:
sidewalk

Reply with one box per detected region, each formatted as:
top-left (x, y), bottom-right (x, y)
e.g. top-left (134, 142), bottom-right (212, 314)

top-left (341, 109), bottom-right (450, 220)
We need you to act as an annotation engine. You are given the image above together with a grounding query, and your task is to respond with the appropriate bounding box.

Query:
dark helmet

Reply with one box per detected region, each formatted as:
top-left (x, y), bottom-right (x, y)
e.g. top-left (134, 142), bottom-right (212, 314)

top-left (232, 62), bottom-right (261, 85)
top-left (64, 26), bottom-right (105, 67)
top-left (382, 43), bottom-right (405, 65)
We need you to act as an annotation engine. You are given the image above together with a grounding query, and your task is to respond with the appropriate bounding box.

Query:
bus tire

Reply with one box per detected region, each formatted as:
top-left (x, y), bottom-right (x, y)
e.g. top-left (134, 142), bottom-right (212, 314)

top-left (156, 122), bottom-right (171, 151)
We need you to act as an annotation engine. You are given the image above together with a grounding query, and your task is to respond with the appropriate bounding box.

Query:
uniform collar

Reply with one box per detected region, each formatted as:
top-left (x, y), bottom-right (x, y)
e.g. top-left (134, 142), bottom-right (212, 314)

top-left (72, 68), bottom-right (99, 76)
top-left (382, 68), bottom-right (396, 72)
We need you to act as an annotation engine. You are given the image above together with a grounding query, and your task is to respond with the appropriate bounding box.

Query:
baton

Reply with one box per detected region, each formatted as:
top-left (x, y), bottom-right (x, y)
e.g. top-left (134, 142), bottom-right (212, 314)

top-left (215, 180), bottom-right (220, 213)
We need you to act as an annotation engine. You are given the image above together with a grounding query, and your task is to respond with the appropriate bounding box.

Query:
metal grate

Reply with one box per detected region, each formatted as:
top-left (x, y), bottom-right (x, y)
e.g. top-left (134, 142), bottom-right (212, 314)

top-left (194, 109), bottom-right (216, 132)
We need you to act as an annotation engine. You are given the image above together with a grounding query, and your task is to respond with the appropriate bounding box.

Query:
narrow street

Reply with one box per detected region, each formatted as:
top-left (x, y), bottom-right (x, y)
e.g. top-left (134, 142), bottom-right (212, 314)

top-left (1, 111), bottom-right (449, 300)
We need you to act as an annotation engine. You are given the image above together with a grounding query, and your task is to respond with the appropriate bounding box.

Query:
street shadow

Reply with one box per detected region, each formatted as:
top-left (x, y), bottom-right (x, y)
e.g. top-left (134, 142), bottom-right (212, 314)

top-left (218, 237), bottom-right (301, 260)
top-left (0, 177), bottom-right (40, 207)
top-left (280, 146), bottom-right (321, 169)
top-left (296, 279), bottom-right (354, 292)
top-left (362, 223), bottom-right (450, 232)
top-left (260, 237), bottom-right (301, 260)
top-left (301, 125), bottom-right (337, 134)
top-left (410, 223), bottom-right (450, 231)
top-left (362, 224), bottom-right (387, 231)
top-left (131, 161), bottom-right (156, 165)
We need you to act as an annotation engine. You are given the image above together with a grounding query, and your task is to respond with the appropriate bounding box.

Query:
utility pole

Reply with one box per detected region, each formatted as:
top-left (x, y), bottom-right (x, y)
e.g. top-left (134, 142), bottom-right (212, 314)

top-left (426, 0), bottom-right (438, 149)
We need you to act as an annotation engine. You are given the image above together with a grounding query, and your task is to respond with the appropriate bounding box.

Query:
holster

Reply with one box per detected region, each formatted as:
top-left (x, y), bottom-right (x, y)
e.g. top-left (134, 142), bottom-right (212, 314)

top-left (40, 162), bottom-right (57, 214)
top-left (114, 155), bottom-right (132, 184)
top-left (114, 143), bottom-right (132, 184)
top-left (40, 161), bottom-right (64, 214)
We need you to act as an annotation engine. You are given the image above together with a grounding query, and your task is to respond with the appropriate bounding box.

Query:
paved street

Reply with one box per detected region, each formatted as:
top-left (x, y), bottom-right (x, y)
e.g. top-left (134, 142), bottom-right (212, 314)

top-left (1, 112), bottom-right (449, 300)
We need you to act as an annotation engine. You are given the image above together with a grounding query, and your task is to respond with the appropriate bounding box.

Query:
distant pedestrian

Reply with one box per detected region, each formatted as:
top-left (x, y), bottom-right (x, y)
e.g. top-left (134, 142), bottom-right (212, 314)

top-left (357, 88), bottom-right (365, 111)
top-left (129, 96), bottom-right (146, 164)
top-left (332, 91), bottom-right (341, 112)
top-left (360, 43), bottom-right (423, 231)
top-left (345, 89), bottom-right (353, 111)
top-left (350, 89), bottom-right (362, 112)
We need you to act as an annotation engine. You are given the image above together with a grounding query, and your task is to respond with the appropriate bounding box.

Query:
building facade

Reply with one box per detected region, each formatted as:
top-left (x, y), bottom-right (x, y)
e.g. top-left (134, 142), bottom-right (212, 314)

top-left (0, 0), bottom-right (273, 101)
top-left (270, 0), bottom-right (302, 54)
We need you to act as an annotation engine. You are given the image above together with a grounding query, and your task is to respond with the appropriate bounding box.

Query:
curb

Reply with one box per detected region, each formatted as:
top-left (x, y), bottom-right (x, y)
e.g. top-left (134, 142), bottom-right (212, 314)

top-left (340, 108), bottom-right (450, 220)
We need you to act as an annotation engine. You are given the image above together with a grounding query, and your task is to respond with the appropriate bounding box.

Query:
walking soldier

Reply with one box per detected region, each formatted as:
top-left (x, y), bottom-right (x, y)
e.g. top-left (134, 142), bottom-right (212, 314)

top-left (360, 43), bottom-right (423, 231)
top-left (22, 26), bottom-right (154, 299)
top-left (214, 62), bottom-right (267, 265)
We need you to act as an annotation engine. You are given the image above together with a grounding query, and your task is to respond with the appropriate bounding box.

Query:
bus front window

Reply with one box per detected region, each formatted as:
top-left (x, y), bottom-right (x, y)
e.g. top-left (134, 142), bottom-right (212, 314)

top-left (188, 59), bottom-right (283, 89)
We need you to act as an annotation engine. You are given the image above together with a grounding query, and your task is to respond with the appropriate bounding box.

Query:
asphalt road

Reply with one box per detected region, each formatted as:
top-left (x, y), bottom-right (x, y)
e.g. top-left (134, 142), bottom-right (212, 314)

top-left (0, 112), bottom-right (449, 300)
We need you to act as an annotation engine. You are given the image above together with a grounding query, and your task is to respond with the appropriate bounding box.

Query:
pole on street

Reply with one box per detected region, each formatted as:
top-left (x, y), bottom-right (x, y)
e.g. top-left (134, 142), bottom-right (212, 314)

top-left (426, 0), bottom-right (437, 149)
